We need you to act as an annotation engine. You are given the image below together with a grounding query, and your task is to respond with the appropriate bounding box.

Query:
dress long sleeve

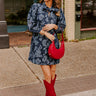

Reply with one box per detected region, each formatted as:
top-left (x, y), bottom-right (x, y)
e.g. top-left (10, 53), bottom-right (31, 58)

top-left (27, 3), bottom-right (42, 33)
top-left (55, 8), bottom-right (66, 33)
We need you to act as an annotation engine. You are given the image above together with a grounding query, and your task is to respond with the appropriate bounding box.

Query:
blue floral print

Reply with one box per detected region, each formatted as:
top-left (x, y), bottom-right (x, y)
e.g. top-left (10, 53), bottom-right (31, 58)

top-left (27, 2), bottom-right (66, 65)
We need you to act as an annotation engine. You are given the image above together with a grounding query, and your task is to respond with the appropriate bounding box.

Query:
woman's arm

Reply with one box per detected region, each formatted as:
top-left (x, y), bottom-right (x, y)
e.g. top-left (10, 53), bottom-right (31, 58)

top-left (42, 24), bottom-right (58, 31)
top-left (27, 3), bottom-right (42, 33)
top-left (54, 24), bottom-right (58, 30)
top-left (39, 30), bottom-right (46, 35)
top-left (39, 30), bottom-right (55, 41)
top-left (44, 32), bottom-right (55, 41)
top-left (42, 9), bottom-right (66, 33)
top-left (54, 8), bottom-right (66, 33)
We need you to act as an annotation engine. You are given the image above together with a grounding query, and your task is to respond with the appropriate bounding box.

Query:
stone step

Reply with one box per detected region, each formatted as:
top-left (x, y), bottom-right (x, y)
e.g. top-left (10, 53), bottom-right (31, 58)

top-left (0, 35), bottom-right (9, 49)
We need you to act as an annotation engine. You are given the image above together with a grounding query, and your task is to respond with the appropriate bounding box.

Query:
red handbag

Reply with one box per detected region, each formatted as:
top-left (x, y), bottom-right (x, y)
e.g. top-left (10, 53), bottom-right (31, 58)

top-left (48, 27), bottom-right (65, 59)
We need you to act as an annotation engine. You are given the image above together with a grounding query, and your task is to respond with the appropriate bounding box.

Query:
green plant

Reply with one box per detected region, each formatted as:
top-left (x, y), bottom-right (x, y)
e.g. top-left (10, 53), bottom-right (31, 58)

top-left (57, 29), bottom-right (67, 41)
top-left (5, 8), bottom-right (28, 25)
top-left (18, 45), bottom-right (29, 48)
top-left (79, 36), bottom-right (96, 41)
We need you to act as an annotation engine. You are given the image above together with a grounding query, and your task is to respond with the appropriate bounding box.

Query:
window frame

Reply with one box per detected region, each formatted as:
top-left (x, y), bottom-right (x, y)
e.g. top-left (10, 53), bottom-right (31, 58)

top-left (80, 0), bottom-right (96, 31)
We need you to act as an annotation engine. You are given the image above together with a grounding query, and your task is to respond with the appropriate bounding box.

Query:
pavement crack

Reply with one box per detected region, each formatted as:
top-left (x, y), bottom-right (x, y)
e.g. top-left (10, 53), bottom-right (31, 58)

top-left (12, 47), bottom-right (42, 83)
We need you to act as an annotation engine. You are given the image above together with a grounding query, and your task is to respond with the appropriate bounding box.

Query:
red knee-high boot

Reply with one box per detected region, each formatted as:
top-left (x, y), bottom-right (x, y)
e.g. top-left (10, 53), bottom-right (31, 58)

top-left (46, 74), bottom-right (57, 96)
top-left (51, 74), bottom-right (57, 86)
top-left (43, 79), bottom-right (56, 96)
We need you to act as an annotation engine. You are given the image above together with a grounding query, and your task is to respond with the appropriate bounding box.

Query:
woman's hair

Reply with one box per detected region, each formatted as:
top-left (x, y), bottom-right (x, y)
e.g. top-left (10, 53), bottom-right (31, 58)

top-left (39, 0), bottom-right (61, 16)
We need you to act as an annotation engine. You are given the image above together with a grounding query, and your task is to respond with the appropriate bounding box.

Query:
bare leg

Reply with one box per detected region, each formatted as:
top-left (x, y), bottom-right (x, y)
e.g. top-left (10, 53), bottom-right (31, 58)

top-left (40, 65), bottom-right (51, 83)
top-left (41, 64), bottom-right (57, 96)
top-left (50, 65), bottom-right (56, 80)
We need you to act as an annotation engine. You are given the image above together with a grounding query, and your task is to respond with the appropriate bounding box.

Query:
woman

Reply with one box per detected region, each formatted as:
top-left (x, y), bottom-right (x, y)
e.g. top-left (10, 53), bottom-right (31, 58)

top-left (27, 0), bottom-right (66, 95)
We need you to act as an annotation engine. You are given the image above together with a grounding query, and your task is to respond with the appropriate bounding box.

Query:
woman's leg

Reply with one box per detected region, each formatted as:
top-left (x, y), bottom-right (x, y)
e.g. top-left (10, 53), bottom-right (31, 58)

top-left (40, 65), bottom-right (51, 83)
top-left (50, 65), bottom-right (56, 80)
top-left (40, 65), bottom-right (56, 96)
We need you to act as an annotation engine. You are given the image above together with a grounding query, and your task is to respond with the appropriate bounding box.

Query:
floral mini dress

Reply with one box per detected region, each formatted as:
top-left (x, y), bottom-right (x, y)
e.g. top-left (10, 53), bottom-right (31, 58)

top-left (27, 2), bottom-right (66, 65)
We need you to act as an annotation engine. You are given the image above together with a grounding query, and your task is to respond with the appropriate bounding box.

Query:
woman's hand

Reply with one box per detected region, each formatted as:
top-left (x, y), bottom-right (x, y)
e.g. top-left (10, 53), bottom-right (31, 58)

top-left (39, 30), bottom-right (45, 35)
top-left (39, 30), bottom-right (55, 41)
top-left (44, 32), bottom-right (55, 41)
top-left (42, 24), bottom-right (58, 31)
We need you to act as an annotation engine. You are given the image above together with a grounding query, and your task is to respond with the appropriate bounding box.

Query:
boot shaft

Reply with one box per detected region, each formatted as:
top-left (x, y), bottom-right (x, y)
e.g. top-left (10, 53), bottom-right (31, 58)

top-left (43, 80), bottom-right (56, 96)
top-left (51, 74), bottom-right (57, 86)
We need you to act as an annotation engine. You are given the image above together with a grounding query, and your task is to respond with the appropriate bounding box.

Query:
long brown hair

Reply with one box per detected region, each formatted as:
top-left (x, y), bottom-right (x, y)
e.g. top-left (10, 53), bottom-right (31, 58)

top-left (39, 0), bottom-right (61, 16)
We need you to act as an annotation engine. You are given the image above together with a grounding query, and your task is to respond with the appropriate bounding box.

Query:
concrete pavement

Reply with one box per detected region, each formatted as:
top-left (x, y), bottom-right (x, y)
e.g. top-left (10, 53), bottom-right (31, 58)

top-left (0, 39), bottom-right (96, 96)
top-left (62, 89), bottom-right (96, 96)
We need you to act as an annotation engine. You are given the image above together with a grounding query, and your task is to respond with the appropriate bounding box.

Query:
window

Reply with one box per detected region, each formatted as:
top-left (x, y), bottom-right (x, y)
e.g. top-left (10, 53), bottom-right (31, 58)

top-left (4, 0), bottom-right (33, 33)
top-left (81, 0), bottom-right (96, 30)
top-left (5, 0), bottom-right (33, 25)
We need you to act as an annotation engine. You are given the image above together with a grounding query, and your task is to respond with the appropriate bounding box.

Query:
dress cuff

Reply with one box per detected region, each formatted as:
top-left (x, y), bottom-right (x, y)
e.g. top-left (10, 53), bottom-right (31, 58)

top-left (54, 25), bottom-right (62, 33)
top-left (38, 27), bottom-right (43, 33)
top-left (55, 25), bottom-right (59, 31)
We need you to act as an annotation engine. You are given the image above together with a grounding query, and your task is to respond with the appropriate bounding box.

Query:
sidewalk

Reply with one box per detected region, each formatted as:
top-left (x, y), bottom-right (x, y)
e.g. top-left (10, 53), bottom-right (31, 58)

top-left (0, 39), bottom-right (96, 96)
top-left (62, 89), bottom-right (96, 96)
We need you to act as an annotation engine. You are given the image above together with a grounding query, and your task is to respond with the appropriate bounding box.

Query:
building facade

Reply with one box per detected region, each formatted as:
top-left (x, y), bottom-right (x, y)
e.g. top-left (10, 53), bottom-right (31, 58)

top-left (65, 0), bottom-right (96, 41)
top-left (0, 0), bottom-right (96, 48)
